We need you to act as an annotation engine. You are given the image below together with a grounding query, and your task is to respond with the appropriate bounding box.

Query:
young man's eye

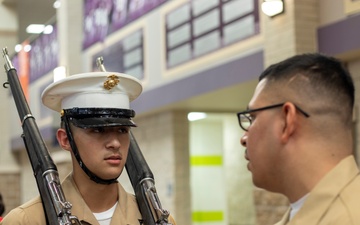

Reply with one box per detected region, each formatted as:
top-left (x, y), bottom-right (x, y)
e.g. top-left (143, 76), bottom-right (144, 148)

top-left (119, 127), bottom-right (130, 133)
top-left (93, 127), bottom-right (105, 133)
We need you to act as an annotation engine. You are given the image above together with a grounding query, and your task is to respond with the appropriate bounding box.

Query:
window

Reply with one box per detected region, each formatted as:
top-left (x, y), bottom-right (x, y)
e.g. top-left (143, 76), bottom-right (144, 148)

top-left (165, 0), bottom-right (259, 68)
top-left (92, 29), bottom-right (144, 80)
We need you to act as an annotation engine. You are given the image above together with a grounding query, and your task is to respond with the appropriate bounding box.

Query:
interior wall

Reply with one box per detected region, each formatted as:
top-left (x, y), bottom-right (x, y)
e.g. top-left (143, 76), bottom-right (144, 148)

top-left (189, 112), bottom-right (256, 225)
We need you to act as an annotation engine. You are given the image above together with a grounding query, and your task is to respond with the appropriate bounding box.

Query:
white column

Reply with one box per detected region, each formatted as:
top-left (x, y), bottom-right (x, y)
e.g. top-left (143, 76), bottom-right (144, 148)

top-left (56, 0), bottom-right (84, 76)
top-left (0, 1), bottom-right (20, 174)
top-left (190, 118), bottom-right (227, 225)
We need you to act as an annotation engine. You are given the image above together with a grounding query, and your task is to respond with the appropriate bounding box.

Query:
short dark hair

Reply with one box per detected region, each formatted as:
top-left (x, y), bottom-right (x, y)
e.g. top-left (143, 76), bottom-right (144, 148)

top-left (259, 53), bottom-right (354, 126)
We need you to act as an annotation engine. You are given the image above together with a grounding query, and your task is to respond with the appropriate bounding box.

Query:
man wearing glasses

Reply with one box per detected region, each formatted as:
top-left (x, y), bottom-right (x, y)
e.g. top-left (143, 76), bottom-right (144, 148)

top-left (237, 53), bottom-right (360, 224)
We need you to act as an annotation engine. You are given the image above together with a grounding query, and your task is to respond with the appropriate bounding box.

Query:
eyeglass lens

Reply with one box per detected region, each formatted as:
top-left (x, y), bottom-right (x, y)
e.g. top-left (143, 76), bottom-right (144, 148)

top-left (239, 114), bottom-right (251, 131)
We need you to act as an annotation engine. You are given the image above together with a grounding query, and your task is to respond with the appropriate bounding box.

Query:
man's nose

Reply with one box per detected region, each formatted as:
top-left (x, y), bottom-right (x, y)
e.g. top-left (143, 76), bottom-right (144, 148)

top-left (106, 132), bottom-right (122, 149)
top-left (240, 134), bottom-right (247, 147)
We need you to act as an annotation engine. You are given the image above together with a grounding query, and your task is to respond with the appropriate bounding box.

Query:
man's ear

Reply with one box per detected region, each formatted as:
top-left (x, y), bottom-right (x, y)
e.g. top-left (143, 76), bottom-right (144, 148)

top-left (280, 102), bottom-right (298, 143)
top-left (56, 128), bottom-right (71, 151)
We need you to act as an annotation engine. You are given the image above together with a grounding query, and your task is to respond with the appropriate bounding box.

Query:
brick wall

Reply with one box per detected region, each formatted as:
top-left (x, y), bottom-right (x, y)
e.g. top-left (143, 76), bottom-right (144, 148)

top-left (262, 0), bottom-right (319, 67)
top-left (0, 172), bottom-right (21, 216)
top-left (254, 189), bottom-right (288, 225)
top-left (132, 110), bottom-right (191, 224)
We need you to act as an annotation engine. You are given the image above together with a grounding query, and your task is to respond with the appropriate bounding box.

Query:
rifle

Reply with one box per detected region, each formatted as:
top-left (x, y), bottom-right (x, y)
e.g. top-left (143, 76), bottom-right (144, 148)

top-left (97, 57), bottom-right (173, 225)
top-left (2, 48), bottom-right (82, 225)
top-left (126, 132), bottom-right (172, 225)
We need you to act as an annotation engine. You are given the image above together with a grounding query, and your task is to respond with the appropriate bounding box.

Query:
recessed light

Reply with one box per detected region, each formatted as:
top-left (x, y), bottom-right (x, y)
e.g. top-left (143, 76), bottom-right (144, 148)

top-left (53, 0), bottom-right (61, 9)
top-left (26, 24), bottom-right (53, 34)
top-left (188, 112), bottom-right (207, 121)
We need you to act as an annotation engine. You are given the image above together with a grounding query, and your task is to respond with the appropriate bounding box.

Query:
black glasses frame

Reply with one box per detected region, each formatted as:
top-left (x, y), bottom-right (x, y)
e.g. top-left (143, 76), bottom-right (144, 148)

top-left (236, 103), bottom-right (310, 131)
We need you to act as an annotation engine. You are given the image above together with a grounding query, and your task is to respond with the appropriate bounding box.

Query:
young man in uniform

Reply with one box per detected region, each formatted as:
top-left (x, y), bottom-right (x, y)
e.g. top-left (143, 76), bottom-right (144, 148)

top-left (1, 71), bottom-right (176, 225)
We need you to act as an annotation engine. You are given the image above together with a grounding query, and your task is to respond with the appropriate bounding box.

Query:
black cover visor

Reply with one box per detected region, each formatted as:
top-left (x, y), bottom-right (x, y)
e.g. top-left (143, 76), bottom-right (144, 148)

top-left (62, 108), bottom-right (136, 128)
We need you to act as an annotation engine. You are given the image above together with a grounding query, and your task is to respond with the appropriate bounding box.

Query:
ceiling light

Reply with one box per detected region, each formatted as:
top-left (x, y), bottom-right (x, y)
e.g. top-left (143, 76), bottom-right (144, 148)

top-left (261, 0), bottom-right (284, 17)
top-left (15, 44), bottom-right (22, 53)
top-left (53, 0), bottom-right (61, 9)
top-left (23, 45), bottom-right (32, 52)
top-left (188, 112), bottom-right (207, 121)
top-left (26, 24), bottom-right (53, 34)
top-left (43, 25), bottom-right (53, 34)
top-left (26, 24), bottom-right (45, 34)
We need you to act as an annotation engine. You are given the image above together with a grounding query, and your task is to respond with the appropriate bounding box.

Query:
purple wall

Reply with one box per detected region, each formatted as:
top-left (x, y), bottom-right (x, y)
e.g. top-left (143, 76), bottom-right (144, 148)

top-left (318, 14), bottom-right (360, 56)
top-left (131, 50), bottom-right (264, 114)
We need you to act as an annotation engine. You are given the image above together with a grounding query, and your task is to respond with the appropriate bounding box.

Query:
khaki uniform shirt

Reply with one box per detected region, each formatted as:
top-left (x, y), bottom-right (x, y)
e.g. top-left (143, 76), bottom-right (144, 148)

top-left (1, 174), bottom-right (176, 225)
top-left (275, 155), bottom-right (360, 225)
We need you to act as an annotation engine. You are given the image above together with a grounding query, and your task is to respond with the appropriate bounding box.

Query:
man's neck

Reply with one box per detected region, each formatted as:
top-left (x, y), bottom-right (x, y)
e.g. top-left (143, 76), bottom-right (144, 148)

top-left (73, 172), bottom-right (119, 212)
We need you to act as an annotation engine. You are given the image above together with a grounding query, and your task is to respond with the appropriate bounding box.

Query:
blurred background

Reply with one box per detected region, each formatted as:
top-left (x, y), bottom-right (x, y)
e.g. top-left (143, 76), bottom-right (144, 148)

top-left (0, 0), bottom-right (360, 224)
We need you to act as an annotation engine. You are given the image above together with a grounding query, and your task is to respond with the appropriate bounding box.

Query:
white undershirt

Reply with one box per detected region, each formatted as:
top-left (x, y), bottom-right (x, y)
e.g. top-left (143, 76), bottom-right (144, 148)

top-left (93, 202), bottom-right (118, 225)
top-left (289, 194), bottom-right (309, 220)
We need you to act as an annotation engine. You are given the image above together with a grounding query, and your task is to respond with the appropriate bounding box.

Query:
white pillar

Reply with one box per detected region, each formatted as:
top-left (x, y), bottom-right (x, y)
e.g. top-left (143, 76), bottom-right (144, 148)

top-left (0, 1), bottom-right (21, 174)
top-left (56, 0), bottom-right (84, 76)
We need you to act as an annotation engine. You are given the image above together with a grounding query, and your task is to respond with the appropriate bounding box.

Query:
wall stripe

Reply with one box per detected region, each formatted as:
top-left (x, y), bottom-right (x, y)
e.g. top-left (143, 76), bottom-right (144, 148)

top-left (192, 211), bottom-right (224, 222)
top-left (132, 50), bottom-right (264, 114)
top-left (318, 13), bottom-right (360, 56)
top-left (191, 156), bottom-right (222, 166)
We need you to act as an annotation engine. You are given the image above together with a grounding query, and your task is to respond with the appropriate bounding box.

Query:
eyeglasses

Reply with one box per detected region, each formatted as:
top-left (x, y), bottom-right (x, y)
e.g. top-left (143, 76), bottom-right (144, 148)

top-left (236, 103), bottom-right (310, 131)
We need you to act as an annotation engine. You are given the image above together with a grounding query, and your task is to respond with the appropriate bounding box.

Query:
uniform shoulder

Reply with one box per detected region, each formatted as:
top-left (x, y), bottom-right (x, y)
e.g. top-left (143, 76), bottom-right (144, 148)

top-left (338, 174), bottom-right (360, 221)
top-left (0, 196), bottom-right (45, 225)
top-left (19, 196), bottom-right (43, 209)
top-left (341, 174), bottom-right (360, 201)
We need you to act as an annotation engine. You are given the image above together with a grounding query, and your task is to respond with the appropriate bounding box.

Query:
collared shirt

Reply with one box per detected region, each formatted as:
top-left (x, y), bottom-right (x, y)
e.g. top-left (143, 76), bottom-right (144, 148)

top-left (289, 193), bottom-right (309, 220)
top-left (0, 173), bottom-right (176, 225)
top-left (275, 155), bottom-right (360, 225)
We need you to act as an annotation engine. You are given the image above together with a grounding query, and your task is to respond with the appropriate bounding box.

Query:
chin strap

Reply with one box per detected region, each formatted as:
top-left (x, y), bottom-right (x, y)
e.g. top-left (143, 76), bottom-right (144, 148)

top-left (63, 115), bottom-right (119, 185)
